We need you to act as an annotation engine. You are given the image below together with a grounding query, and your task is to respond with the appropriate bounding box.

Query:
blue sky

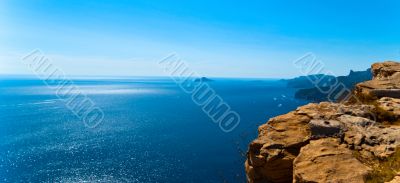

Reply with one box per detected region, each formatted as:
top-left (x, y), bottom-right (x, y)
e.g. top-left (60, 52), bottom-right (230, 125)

top-left (1, 0), bottom-right (399, 78)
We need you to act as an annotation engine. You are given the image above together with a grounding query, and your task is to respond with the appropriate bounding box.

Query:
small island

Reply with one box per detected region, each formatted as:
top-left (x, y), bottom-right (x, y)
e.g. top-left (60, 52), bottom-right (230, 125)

top-left (194, 77), bottom-right (213, 82)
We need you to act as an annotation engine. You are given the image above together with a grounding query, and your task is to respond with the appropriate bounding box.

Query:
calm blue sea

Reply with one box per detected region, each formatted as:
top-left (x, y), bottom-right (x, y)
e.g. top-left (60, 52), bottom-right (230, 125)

top-left (0, 77), bottom-right (307, 183)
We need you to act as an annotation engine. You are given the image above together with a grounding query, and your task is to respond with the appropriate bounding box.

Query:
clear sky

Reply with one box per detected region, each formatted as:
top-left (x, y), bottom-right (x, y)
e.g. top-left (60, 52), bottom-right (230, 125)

top-left (1, 0), bottom-right (399, 78)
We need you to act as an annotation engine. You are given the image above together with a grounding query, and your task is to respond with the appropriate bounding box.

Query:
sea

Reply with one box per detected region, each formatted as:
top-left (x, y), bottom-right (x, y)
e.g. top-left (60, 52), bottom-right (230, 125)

top-left (0, 77), bottom-right (307, 183)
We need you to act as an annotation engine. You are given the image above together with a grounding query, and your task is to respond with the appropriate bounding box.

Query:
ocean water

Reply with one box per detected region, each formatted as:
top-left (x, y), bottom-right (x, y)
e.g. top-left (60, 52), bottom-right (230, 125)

top-left (0, 77), bottom-right (307, 182)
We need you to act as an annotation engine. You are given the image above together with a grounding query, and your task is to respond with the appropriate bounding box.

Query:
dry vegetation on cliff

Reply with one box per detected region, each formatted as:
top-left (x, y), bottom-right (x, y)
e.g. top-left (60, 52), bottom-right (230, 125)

top-left (245, 61), bottom-right (400, 183)
top-left (365, 148), bottom-right (400, 183)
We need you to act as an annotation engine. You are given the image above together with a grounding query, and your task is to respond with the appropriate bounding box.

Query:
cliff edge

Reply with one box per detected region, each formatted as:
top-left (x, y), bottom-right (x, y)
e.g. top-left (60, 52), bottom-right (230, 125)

top-left (245, 61), bottom-right (400, 183)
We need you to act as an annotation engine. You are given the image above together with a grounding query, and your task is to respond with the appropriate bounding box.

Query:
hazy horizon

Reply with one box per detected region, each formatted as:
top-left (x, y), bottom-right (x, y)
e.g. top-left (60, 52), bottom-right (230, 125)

top-left (0, 65), bottom-right (372, 80)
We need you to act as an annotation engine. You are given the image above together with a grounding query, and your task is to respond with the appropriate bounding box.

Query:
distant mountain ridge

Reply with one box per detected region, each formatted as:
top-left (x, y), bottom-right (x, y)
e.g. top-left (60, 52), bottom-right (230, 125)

top-left (283, 74), bottom-right (336, 88)
top-left (284, 69), bottom-right (372, 102)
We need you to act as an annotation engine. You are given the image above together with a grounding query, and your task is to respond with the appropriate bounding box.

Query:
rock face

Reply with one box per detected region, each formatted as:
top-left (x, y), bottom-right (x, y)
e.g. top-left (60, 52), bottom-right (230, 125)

top-left (246, 112), bottom-right (311, 183)
top-left (245, 61), bottom-right (400, 183)
top-left (356, 61), bottom-right (400, 98)
top-left (293, 138), bottom-right (371, 183)
top-left (371, 62), bottom-right (400, 80)
top-left (377, 97), bottom-right (400, 117)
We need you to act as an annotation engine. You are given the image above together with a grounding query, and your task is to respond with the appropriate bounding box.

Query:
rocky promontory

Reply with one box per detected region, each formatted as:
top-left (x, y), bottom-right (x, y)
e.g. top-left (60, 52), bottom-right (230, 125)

top-left (245, 61), bottom-right (400, 183)
top-left (356, 61), bottom-right (400, 99)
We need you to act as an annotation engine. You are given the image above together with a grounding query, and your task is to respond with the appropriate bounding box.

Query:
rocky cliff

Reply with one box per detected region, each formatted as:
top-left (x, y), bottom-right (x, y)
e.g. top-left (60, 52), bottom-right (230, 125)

top-left (245, 61), bottom-right (400, 183)
top-left (356, 62), bottom-right (400, 99)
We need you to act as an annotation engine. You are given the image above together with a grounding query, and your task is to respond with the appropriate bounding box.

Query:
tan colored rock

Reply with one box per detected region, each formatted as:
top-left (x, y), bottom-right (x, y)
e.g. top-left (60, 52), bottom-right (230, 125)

top-left (356, 61), bottom-right (400, 98)
top-left (386, 174), bottom-right (400, 183)
top-left (246, 101), bottom-right (400, 182)
top-left (377, 97), bottom-right (400, 116)
top-left (296, 102), bottom-right (342, 120)
top-left (293, 138), bottom-right (371, 183)
top-left (246, 111), bottom-right (311, 183)
top-left (245, 62), bottom-right (400, 183)
top-left (344, 131), bottom-right (364, 146)
top-left (372, 61), bottom-right (400, 79)
top-left (338, 114), bottom-right (374, 128)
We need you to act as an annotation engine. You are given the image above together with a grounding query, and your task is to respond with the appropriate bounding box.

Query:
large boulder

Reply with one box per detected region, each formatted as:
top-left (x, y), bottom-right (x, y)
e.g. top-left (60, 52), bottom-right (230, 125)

top-left (377, 97), bottom-right (400, 116)
top-left (355, 61), bottom-right (400, 98)
top-left (371, 61), bottom-right (400, 80)
top-left (245, 111), bottom-right (311, 183)
top-left (293, 138), bottom-right (371, 183)
top-left (309, 119), bottom-right (344, 138)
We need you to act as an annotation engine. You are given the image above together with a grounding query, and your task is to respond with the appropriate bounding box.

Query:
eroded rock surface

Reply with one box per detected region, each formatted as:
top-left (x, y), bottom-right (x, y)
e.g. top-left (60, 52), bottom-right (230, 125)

top-left (293, 138), bottom-right (371, 183)
top-left (377, 97), bottom-right (400, 117)
top-left (245, 61), bottom-right (400, 183)
top-left (356, 61), bottom-right (400, 98)
top-left (246, 112), bottom-right (311, 183)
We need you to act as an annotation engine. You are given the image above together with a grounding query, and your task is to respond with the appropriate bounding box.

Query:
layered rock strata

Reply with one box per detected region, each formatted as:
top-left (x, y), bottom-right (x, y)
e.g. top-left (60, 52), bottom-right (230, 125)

top-left (246, 61), bottom-right (400, 183)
